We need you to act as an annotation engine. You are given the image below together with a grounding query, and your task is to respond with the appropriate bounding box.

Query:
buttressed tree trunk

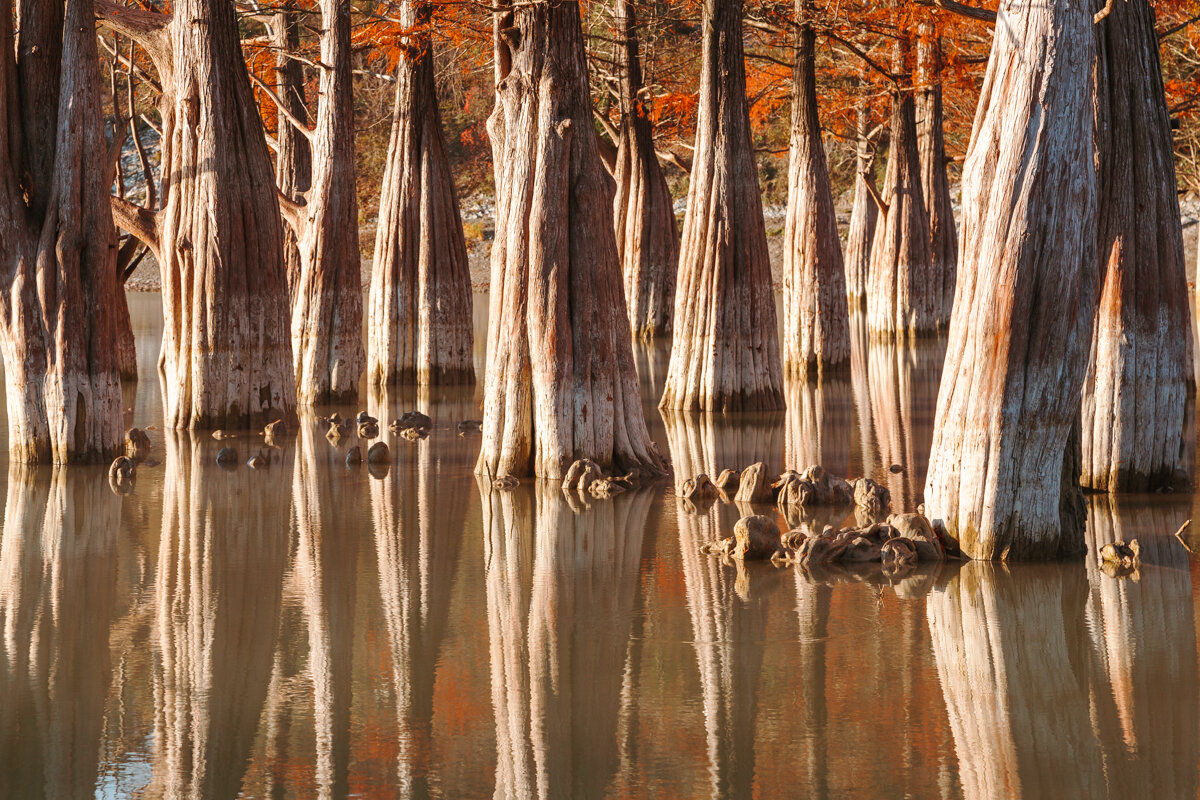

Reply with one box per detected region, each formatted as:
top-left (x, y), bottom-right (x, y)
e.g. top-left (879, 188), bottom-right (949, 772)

top-left (274, 0), bottom-right (310, 296)
top-left (782, 0), bottom-right (849, 376)
top-left (1082, 0), bottom-right (1192, 492)
top-left (286, 0), bottom-right (365, 404)
top-left (924, 0), bottom-right (1096, 560)
top-left (660, 0), bottom-right (783, 411)
top-left (917, 28), bottom-right (957, 326)
top-left (477, 0), bottom-right (666, 480)
top-left (867, 33), bottom-right (937, 338)
top-left (844, 89), bottom-right (878, 310)
top-left (368, 0), bottom-right (475, 386)
top-left (612, 0), bottom-right (679, 341)
top-left (102, 0), bottom-right (297, 430)
top-left (0, 0), bottom-right (124, 464)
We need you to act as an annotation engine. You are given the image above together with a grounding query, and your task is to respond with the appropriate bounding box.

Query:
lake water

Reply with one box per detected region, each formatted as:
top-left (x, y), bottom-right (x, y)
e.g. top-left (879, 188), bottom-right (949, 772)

top-left (1, 292), bottom-right (1198, 799)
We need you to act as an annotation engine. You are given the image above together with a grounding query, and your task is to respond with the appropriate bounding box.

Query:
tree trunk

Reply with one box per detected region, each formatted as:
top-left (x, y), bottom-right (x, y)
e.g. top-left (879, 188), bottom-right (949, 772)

top-left (1081, 0), bottom-right (1193, 492)
top-left (367, 0), bottom-right (475, 387)
top-left (477, 1), bottom-right (666, 480)
top-left (612, 0), bottom-right (679, 341)
top-left (782, 0), bottom-right (850, 376)
top-left (274, 0), bottom-right (310, 295)
top-left (923, 0), bottom-right (1096, 560)
top-left (844, 92), bottom-right (878, 311)
top-left (917, 28), bottom-right (957, 327)
top-left (659, 0), bottom-right (783, 411)
top-left (0, 0), bottom-right (125, 464)
top-left (289, 0), bottom-right (365, 405)
top-left (104, 0), bottom-right (298, 430)
top-left (867, 33), bottom-right (937, 338)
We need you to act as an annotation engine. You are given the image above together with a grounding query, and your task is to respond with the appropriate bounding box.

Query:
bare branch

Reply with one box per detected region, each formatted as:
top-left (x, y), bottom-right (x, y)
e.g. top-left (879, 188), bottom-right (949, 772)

top-left (110, 195), bottom-right (161, 256)
top-left (246, 71), bottom-right (315, 142)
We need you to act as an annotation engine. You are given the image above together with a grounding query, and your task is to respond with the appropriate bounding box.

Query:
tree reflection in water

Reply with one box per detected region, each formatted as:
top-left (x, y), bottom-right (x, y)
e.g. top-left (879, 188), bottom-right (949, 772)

top-left (0, 466), bottom-right (119, 800)
top-left (481, 481), bottom-right (653, 800)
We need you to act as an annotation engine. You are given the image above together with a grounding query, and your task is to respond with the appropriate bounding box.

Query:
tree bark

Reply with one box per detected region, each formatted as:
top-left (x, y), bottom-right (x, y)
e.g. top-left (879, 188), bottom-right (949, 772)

top-left (844, 91), bottom-right (878, 311)
top-left (867, 33), bottom-right (937, 339)
top-left (103, 0), bottom-right (299, 430)
top-left (477, 1), bottom-right (666, 480)
top-left (923, 0), bottom-right (1096, 560)
top-left (289, 0), bottom-right (365, 404)
top-left (659, 0), bottom-right (783, 411)
top-left (782, 0), bottom-right (850, 376)
top-left (367, 0), bottom-right (475, 387)
top-left (612, 0), bottom-right (679, 341)
top-left (0, 0), bottom-right (125, 463)
top-left (917, 28), bottom-right (957, 327)
top-left (274, 0), bottom-right (310, 295)
top-left (1081, 0), bottom-right (1193, 492)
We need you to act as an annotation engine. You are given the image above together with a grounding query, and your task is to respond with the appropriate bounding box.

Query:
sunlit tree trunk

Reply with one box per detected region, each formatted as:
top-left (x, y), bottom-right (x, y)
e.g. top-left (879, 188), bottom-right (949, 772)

top-left (1081, 0), bottom-right (1192, 492)
top-left (782, 0), bottom-right (849, 376)
top-left (288, 0), bottom-right (365, 404)
top-left (844, 92), bottom-right (878, 311)
top-left (477, 0), bottom-right (666, 480)
top-left (274, 0), bottom-right (310, 295)
top-left (368, 0), bottom-right (474, 387)
top-left (612, 0), bottom-right (678, 341)
top-left (660, 0), bottom-right (783, 411)
top-left (0, 0), bottom-right (124, 463)
top-left (103, 0), bottom-right (298, 430)
top-left (867, 32), bottom-right (937, 338)
top-left (917, 28), bottom-right (957, 326)
top-left (924, 0), bottom-right (1096, 560)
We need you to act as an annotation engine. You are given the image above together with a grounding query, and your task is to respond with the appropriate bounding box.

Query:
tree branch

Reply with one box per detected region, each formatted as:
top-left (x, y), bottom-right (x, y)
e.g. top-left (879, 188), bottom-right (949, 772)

top-left (246, 71), bottom-right (314, 142)
top-left (916, 0), bottom-right (997, 23)
top-left (277, 190), bottom-right (305, 233)
top-left (110, 195), bottom-right (161, 256)
top-left (94, 1), bottom-right (172, 75)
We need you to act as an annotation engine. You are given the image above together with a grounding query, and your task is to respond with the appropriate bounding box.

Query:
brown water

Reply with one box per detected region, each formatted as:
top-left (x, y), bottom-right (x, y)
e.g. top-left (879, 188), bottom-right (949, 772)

top-left (1, 293), bottom-right (1198, 799)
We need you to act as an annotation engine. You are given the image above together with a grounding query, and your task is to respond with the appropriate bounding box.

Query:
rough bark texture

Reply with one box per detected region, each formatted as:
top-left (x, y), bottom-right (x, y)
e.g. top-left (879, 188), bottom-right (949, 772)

top-left (481, 483), bottom-right (652, 798)
top-left (782, 0), bottom-right (849, 376)
top-left (917, 30), bottom-right (958, 327)
top-left (844, 93), bottom-right (878, 311)
top-left (274, 1), bottom-right (310, 295)
top-left (289, 0), bottom-right (365, 404)
top-left (477, 1), bottom-right (666, 480)
top-left (0, 466), bottom-right (119, 798)
top-left (924, 0), bottom-right (1096, 560)
top-left (867, 34), bottom-right (937, 339)
top-left (105, 0), bottom-right (298, 430)
top-left (660, 0), bottom-right (783, 411)
top-left (0, 0), bottom-right (125, 463)
top-left (368, 0), bottom-right (474, 387)
top-left (1081, 0), bottom-right (1193, 492)
top-left (612, 0), bottom-right (678, 341)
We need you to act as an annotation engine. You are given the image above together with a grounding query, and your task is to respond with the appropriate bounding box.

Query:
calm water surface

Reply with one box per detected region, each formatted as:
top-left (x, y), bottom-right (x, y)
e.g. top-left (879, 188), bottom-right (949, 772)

top-left (1, 292), bottom-right (1198, 799)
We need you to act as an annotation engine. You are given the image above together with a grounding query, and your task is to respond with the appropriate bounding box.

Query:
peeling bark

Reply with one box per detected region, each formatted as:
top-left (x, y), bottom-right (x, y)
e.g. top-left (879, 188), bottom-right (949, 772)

top-left (612, 0), bottom-right (678, 341)
top-left (844, 93), bottom-right (878, 311)
top-left (289, 0), bottom-right (365, 404)
top-left (917, 29), bottom-right (957, 326)
top-left (924, 0), bottom-right (1096, 560)
top-left (660, 0), bottom-right (783, 411)
top-left (0, 0), bottom-right (125, 463)
top-left (1081, 0), bottom-right (1193, 492)
top-left (782, 0), bottom-right (849, 376)
top-left (368, 0), bottom-right (474, 387)
top-left (867, 32), bottom-right (937, 339)
top-left (477, 1), bottom-right (666, 480)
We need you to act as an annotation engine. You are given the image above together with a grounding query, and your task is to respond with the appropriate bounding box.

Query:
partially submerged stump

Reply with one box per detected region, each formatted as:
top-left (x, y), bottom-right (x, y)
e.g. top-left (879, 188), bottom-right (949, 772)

top-left (659, 0), bottom-right (783, 412)
top-left (734, 462), bottom-right (774, 505)
top-left (924, 0), bottom-right (1096, 560)
top-left (125, 428), bottom-right (152, 462)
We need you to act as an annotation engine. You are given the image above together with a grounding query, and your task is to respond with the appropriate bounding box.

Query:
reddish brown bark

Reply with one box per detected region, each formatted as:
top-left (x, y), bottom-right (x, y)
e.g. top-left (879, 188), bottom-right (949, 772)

top-left (867, 33), bottom-right (937, 338)
top-left (477, 0), bottom-right (666, 480)
top-left (844, 94), bottom-right (878, 311)
top-left (783, 0), bottom-right (850, 377)
top-left (917, 29), bottom-right (957, 326)
top-left (274, 1), bottom-right (310, 295)
top-left (924, 0), bottom-right (1096, 560)
top-left (0, 0), bottom-right (125, 463)
top-left (660, 0), bottom-right (783, 411)
top-left (612, 0), bottom-right (679, 341)
top-left (368, 0), bottom-right (474, 386)
top-left (1082, 0), bottom-right (1193, 492)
